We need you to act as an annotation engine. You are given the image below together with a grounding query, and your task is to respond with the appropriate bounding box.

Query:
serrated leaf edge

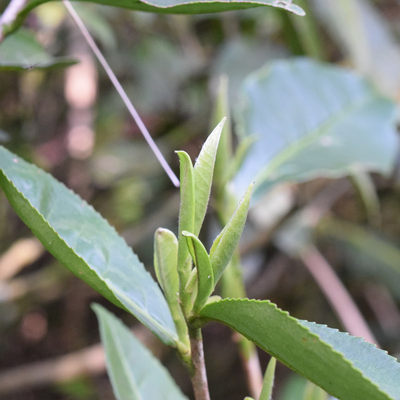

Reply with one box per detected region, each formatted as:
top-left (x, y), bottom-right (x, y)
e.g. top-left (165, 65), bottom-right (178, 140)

top-left (201, 298), bottom-right (398, 400)
top-left (0, 147), bottom-right (178, 345)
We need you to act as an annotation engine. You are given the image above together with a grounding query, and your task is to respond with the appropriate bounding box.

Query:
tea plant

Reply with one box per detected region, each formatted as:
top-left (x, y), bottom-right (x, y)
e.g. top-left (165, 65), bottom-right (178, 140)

top-left (1, 116), bottom-right (400, 399)
top-left (1, 0), bottom-right (400, 399)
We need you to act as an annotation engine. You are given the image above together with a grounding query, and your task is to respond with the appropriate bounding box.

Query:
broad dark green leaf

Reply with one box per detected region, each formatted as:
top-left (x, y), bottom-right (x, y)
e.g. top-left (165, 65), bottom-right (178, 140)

top-left (3, 0), bottom-right (304, 38)
top-left (200, 298), bottom-right (400, 400)
top-left (0, 29), bottom-right (76, 70)
top-left (234, 59), bottom-right (399, 198)
top-left (0, 146), bottom-right (177, 345)
top-left (93, 305), bottom-right (188, 400)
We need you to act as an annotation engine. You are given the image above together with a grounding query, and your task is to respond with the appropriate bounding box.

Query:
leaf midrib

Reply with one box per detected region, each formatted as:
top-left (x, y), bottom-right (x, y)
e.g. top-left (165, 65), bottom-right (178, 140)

top-left (106, 322), bottom-right (142, 400)
top-left (257, 92), bottom-right (373, 184)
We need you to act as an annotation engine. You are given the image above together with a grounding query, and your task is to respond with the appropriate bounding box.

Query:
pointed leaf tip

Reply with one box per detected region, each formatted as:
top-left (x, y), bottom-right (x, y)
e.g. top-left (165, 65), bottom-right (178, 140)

top-left (193, 120), bottom-right (225, 235)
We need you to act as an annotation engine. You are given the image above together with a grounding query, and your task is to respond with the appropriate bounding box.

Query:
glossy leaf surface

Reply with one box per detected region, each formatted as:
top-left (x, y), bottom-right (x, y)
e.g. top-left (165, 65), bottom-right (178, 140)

top-left (0, 146), bottom-right (177, 345)
top-left (200, 298), bottom-right (400, 400)
top-left (0, 29), bottom-right (76, 70)
top-left (3, 0), bottom-right (304, 38)
top-left (234, 59), bottom-right (399, 198)
top-left (93, 305), bottom-right (188, 400)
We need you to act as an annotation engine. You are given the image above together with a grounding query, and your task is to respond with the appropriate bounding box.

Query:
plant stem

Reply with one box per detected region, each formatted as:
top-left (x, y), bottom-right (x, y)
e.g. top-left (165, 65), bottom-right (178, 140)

top-left (190, 328), bottom-right (210, 400)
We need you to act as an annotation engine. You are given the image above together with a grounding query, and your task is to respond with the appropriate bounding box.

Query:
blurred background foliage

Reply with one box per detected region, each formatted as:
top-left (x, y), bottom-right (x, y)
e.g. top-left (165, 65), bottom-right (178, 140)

top-left (0, 0), bottom-right (399, 399)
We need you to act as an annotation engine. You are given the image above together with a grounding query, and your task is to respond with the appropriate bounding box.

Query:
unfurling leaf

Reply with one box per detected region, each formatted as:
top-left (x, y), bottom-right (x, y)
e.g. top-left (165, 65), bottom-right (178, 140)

top-left (193, 118), bottom-right (225, 235)
top-left (176, 150), bottom-right (195, 287)
top-left (182, 231), bottom-right (214, 313)
top-left (210, 183), bottom-right (253, 283)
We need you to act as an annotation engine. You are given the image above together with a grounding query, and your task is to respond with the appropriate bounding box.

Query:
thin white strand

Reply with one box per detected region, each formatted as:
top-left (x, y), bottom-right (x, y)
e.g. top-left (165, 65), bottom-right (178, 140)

top-left (63, 0), bottom-right (180, 187)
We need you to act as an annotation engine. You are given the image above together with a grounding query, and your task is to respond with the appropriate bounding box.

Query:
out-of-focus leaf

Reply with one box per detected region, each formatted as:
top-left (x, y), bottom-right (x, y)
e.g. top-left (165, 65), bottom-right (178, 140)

top-left (279, 375), bottom-right (308, 400)
top-left (131, 37), bottom-right (202, 113)
top-left (0, 29), bottom-right (76, 71)
top-left (234, 59), bottom-right (399, 199)
top-left (90, 141), bottom-right (162, 187)
top-left (72, 4), bottom-right (117, 49)
top-left (289, 0), bottom-right (326, 61)
top-left (0, 130), bottom-right (9, 143)
top-left (317, 218), bottom-right (400, 300)
top-left (3, 0), bottom-right (305, 37)
top-left (93, 305), bottom-right (188, 400)
top-left (302, 382), bottom-right (328, 400)
top-left (200, 298), bottom-right (400, 400)
top-left (0, 146), bottom-right (177, 345)
top-left (212, 37), bottom-right (286, 103)
top-left (212, 76), bottom-right (232, 189)
top-left (312, 0), bottom-right (400, 99)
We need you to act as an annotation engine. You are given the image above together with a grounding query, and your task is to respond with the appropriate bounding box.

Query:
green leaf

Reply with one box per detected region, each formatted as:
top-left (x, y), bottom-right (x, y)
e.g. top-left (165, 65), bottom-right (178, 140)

top-left (302, 382), bottom-right (328, 400)
top-left (176, 150), bottom-right (195, 286)
top-left (0, 29), bottom-right (76, 70)
top-left (212, 76), bottom-right (232, 189)
top-left (154, 228), bottom-right (189, 349)
top-left (93, 305), bottom-right (188, 400)
top-left (0, 146), bottom-right (177, 345)
top-left (234, 58), bottom-right (399, 199)
top-left (154, 228), bottom-right (179, 296)
top-left (210, 183), bottom-right (253, 283)
top-left (193, 118), bottom-right (224, 235)
top-left (200, 298), bottom-right (400, 400)
top-left (260, 357), bottom-right (276, 400)
top-left (182, 231), bottom-right (214, 313)
top-left (3, 1), bottom-right (305, 38)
